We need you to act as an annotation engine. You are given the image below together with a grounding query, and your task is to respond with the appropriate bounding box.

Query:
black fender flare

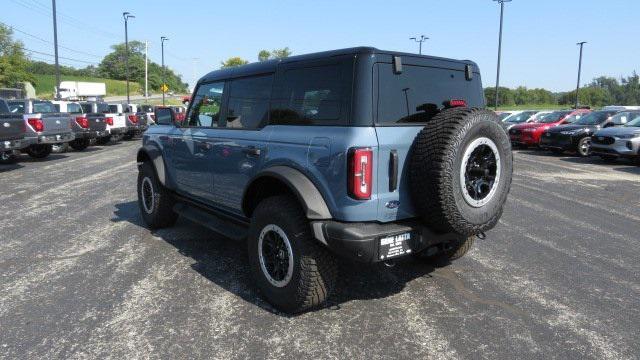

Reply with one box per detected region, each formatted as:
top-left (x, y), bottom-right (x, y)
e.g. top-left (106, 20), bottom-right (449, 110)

top-left (137, 144), bottom-right (167, 186)
top-left (242, 166), bottom-right (332, 220)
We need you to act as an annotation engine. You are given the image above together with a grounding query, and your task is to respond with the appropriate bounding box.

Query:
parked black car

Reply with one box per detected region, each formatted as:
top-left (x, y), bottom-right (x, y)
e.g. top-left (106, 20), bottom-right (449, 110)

top-left (539, 110), bottom-right (619, 156)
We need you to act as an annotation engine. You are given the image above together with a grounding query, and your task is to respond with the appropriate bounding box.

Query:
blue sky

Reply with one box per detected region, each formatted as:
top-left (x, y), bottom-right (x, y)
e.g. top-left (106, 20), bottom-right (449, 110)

top-left (3, 0), bottom-right (639, 92)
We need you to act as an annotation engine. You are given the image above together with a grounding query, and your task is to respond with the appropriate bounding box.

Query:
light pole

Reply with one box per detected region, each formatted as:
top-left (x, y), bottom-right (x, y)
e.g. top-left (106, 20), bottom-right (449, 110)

top-left (123, 12), bottom-right (135, 104)
top-left (51, 0), bottom-right (61, 99)
top-left (575, 42), bottom-right (587, 109)
top-left (493, 0), bottom-right (511, 111)
top-left (410, 35), bottom-right (429, 55)
top-left (161, 36), bottom-right (169, 106)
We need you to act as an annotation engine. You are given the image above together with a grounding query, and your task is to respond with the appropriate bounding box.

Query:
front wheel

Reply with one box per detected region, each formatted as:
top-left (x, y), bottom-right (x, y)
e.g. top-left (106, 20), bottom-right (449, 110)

top-left (26, 144), bottom-right (52, 159)
top-left (137, 162), bottom-right (177, 229)
top-left (248, 195), bottom-right (337, 313)
top-left (576, 137), bottom-right (591, 157)
top-left (69, 138), bottom-right (90, 151)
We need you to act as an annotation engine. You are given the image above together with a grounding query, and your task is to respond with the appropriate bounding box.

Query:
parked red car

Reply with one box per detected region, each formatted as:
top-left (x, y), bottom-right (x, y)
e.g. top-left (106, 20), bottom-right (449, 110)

top-left (509, 109), bottom-right (591, 147)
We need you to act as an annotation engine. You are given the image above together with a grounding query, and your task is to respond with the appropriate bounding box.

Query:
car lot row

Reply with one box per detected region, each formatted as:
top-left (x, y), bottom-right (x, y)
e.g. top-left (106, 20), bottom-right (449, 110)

top-left (0, 98), bottom-right (186, 163)
top-left (498, 106), bottom-right (640, 165)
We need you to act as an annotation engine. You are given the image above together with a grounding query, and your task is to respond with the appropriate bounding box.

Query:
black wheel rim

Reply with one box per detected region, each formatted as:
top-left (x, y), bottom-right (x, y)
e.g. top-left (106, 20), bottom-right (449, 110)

top-left (258, 224), bottom-right (294, 287)
top-left (464, 144), bottom-right (498, 202)
top-left (141, 177), bottom-right (154, 214)
top-left (261, 231), bottom-right (289, 282)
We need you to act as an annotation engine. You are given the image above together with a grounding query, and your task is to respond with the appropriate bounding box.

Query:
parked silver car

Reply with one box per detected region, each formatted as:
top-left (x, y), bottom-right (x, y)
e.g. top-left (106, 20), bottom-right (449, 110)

top-left (591, 111), bottom-right (640, 163)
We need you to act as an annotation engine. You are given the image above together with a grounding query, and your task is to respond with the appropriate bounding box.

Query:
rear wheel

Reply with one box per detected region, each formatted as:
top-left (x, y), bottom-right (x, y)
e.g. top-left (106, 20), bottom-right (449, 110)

top-left (576, 137), bottom-right (591, 157)
top-left (96, 136), bottom-right (111, 145)
top-left (137, 162), bottom-right (177, 229)
top-left (0, 151), bottom-right (17, 164)
top-left (410, 108), bottom-right (513, 236)
top-left (123, 132), bottom-right (134, 140)
top-left (69, 138), bottom-right (90, 151)
top-left (248, 195), bottom-right (337, 313)
top-left (26, 144), bottom-right (52, 159)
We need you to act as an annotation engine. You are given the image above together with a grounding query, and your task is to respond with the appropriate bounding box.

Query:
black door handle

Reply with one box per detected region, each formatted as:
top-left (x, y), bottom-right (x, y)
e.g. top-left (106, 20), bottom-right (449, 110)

top-left (242, 146), bottom-right (261, 156)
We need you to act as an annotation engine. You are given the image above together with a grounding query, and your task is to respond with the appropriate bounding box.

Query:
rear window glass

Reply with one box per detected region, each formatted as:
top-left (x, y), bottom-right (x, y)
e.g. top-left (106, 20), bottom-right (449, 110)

top-left (67, 103), bottom-right (83, 114)
top-left (80, 104), bottom-right (92, 113)
top-left (271, 63), bottom-right (352, 126)
top-left (96, 103), bottom-right (110, 113)
top-left (376, 63), bottom-right (484, 125)
top-left (8, 101), bottom-right (25, 114)
top-left (33, 102), bottom-right (57, 113)
top-left (109, 105), bottom-right (118, 113)
top-left (0, 101), bottom-right (9, 113)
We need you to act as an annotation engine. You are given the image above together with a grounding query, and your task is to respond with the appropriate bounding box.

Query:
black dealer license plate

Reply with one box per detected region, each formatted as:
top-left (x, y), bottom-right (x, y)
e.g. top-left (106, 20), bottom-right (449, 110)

top-left (379, 232), bottom-right (412, 260)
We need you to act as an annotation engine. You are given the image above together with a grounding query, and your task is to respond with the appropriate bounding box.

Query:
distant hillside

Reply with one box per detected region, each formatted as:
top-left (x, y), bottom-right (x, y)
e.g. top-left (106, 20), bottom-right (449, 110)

top-left (34, 74), bottom-right (141, 98)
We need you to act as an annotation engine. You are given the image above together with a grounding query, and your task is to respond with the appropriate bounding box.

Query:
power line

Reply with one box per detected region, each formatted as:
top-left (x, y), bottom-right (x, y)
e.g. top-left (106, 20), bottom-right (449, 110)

top-left (23, 47), bottom-right (98, 65)
top-left (1, 21), bottom-right (102, 59)
top-left (8, 0), bottom-right (120, 39)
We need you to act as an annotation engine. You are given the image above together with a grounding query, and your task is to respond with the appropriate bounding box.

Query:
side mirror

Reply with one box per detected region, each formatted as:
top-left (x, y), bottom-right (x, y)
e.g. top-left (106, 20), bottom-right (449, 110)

top-left (155, 107), bottom-right (176, 126)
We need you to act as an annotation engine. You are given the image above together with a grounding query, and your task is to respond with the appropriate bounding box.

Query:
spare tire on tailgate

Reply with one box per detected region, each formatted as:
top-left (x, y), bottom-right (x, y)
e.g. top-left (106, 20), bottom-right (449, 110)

top-left (410, 107), bottom-right (512, 236)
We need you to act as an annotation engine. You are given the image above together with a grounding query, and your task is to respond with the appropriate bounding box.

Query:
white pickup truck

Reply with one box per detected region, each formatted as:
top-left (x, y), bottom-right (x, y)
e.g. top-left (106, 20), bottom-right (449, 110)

top-left (80, 101), bottom-right (127, 144)
top-left (6, 99), bottom-right (75, 159)
top-left (107, 103), bottom-right (148, 140)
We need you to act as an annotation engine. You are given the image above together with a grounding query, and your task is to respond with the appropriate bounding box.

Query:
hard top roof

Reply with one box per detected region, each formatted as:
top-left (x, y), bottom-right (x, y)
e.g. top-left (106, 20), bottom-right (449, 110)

top-left (199, 47), bottom-right (477, 84)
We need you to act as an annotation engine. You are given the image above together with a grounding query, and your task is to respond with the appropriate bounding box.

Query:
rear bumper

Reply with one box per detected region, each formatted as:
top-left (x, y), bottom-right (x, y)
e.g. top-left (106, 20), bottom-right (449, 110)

top-left (25, 132), bottom-right (75, 145)
top-left (74, 130), bottom-right (109, 139)
top-left (107, 127), bottom-right (126, 135)
top-left (312, 220), bottom-right (468, 263)
top-left (0, 139), bottom-right (23, 151)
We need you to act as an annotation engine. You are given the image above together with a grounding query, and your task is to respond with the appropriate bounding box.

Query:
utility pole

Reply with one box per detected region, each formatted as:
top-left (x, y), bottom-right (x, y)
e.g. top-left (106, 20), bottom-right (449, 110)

top-left (51, 0), bottom-right (61, 99)
top-left (493, 0), bottom-right (512, 111)
top-left (123, 12), bottom-right (135, 104)
top-left (161, 36), bottom-right (168, 106)
top-left (145, 40), bottom-right (149, 99)
top-left (575, 42), bottom-right (587, 109)
top-left (409, 35), bottom-right (429, 55)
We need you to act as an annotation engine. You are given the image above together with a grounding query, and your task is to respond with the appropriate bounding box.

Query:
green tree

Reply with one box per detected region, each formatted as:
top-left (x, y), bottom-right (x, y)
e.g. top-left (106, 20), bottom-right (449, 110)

top-left (258, 50), bottom-right (271, 62)
top-left (98, 41), bottom-right (187, 93)
top-left (271, 47), bottom-right (291, 59)
top-left (257, 47), bottom-right (292, 62)
top-left (0, 24), bottom-right (35, 87)
top-left (221, 57), bottom-right (249, 68)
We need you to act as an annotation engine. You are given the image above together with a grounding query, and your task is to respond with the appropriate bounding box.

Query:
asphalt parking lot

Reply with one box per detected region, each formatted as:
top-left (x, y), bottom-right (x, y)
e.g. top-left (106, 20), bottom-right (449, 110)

top-left (1, 141), bottom-right (638, 360)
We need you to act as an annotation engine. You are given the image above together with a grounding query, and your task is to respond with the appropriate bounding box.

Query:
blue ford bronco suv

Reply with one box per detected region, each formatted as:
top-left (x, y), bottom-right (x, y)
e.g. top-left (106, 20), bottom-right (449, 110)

top-left (137, 47), bottom-right (512, 313)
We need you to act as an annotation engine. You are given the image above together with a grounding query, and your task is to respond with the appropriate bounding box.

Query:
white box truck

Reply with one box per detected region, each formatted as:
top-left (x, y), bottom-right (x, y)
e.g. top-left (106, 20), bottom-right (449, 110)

top-left (57, 81), bottom-right (106, 100)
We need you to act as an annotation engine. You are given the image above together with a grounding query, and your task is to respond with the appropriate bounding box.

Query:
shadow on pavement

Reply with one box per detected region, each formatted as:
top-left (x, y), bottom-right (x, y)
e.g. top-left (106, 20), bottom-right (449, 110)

top-left (0, 162), bottom-right (24, 172)
top-left (17, 154), bottom-right (68, 163)
top-left (112, 200), bottom-right (440, 316)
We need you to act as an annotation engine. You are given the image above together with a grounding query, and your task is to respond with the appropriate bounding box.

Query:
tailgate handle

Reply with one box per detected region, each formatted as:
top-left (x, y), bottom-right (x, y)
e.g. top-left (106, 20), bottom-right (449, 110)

top-left (389, 150), bottom-right (398, 192)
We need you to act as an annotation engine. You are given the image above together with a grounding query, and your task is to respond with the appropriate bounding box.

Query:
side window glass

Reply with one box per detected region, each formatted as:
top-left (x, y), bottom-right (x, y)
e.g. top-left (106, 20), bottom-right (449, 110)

top-left (188, 82), bottom-right (224, 127)
top-left (68, 103), bottom-right (82, 114)
top-left (226, 74), bottom-right (273, 129)
top-left (271, 64), bottom-right (349, 125)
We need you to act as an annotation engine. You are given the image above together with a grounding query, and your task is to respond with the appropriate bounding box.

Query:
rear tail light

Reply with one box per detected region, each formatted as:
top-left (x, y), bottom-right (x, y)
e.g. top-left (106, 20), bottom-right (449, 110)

top-left (444, 99), bottom-right (467, 108)
top-left (128, 115), bottom-right (138, 123)
top-left (348, 147), bottom-right (373, 200)
top-left (75, 116), bottom-right (90, 129)
top-left (27, 118), bottom-right (44, 132)
top-left (105, 117), bottom-right (114, 126)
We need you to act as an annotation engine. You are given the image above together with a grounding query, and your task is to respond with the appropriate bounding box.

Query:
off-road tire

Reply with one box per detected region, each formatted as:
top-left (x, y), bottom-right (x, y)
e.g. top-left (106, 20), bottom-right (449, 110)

top-left (96, 136), bottom-right (111, 145)
top-left (123, 132), bottom-right (134, 141)
top-left (248, 195), bottom-right (338, 313)
top-left (410, 107), bottom-right (512, 236)
top-left (137, 162), bottom-right (177, 229)
top-left (69, 138), bottom-right (90, 151)
top-left (26, 144), bottom-right (52, 159)
top-left (576, 137), bottom-right (591, 157)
